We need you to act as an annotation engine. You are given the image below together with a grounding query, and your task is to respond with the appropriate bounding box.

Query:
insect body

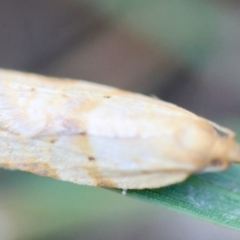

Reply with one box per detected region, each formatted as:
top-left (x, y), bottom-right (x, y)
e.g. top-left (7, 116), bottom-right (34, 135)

top-left (0, 69), bottom-right (239, 189)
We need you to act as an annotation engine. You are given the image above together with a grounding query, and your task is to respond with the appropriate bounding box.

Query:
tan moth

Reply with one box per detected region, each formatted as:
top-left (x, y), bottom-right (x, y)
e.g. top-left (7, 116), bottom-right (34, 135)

top-left (0, 68), bottom-right (239, 189)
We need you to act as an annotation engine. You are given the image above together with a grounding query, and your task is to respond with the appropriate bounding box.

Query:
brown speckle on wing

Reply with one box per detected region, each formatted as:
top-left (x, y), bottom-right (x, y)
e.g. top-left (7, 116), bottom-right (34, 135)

top-left (88, 156), bottom-right (95, 161)
top-left (82, 162), bottom-right (117, 188)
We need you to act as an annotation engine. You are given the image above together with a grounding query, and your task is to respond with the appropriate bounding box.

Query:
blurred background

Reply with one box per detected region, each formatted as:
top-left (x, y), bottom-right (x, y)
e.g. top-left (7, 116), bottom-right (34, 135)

top-left (1, 0), bottom-right (240, 239)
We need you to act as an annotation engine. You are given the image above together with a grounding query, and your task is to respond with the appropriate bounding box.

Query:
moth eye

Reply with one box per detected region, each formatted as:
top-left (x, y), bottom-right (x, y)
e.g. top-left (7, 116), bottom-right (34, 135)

top-left (213, 126), bottom-right (229, 138)
top-left (211, 159), bottom-right (222, 167)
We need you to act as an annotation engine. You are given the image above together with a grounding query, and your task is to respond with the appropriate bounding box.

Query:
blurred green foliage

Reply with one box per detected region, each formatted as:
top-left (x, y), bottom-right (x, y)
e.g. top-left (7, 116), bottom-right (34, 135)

top-left (0, 171), bottom-right (152, 239)
top-left (89, 0), bottom-right (222, 65)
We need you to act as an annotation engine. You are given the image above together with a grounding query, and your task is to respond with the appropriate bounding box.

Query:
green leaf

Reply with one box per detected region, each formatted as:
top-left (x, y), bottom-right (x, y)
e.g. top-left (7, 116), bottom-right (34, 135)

top-left (117, 164), bottom-right (240, 230)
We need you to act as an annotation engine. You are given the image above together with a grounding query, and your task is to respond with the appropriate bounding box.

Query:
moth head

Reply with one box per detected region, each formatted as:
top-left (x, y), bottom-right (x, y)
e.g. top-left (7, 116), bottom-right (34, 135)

top-left (179, 119), bottom-right (240, 173)
top-left (203, 141), bottom-right (240, 172)
top-left (202, 122), bottom-right (240, 172)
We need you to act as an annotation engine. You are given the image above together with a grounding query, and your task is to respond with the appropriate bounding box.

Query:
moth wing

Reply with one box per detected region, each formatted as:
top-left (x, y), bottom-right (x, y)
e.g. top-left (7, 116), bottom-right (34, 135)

top-left (0, 129), bottom-right (195, 189)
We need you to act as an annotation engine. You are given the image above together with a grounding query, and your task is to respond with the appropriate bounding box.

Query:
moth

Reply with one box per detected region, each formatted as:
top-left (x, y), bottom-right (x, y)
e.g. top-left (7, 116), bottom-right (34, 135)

top-left (0, 68), bottom-right (239, 189)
